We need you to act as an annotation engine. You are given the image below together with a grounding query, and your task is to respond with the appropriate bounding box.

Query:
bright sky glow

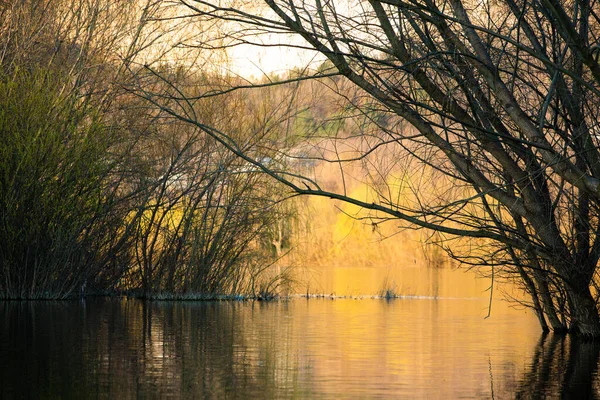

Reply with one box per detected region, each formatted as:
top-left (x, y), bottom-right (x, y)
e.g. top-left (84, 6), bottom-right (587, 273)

top-left (225, 34), bottom-right (324, 79)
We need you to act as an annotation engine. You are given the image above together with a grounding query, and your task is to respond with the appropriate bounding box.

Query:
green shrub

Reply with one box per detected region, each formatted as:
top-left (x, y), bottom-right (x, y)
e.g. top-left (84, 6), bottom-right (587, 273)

top-left (0, 67), bottom-right (118, 298)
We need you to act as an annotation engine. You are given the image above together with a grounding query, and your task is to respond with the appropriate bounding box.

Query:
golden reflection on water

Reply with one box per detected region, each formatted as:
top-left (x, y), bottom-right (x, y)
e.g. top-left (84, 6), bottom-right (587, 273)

top-left (291, 195), bottom-right (527, 303)
top-left (300, 264), bottom-right (497, 299)
top-left (286, 298), bottom-right (540, 398)
top-left (1, 292), bottom-right (564, 398)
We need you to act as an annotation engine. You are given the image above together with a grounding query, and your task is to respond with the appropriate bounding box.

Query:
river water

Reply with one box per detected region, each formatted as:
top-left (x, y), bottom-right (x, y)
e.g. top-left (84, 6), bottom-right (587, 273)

top-left (1, 295), bottom-right (598, 398)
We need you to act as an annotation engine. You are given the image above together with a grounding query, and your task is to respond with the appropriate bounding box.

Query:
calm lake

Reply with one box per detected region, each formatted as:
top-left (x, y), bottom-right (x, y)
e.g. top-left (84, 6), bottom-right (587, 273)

top-left (1, 294), bottom-right (599, 398)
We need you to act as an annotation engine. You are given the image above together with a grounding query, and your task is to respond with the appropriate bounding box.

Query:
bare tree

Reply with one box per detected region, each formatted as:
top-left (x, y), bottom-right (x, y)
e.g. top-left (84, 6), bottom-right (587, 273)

top-left (159, 0), bottom-right (600, 337)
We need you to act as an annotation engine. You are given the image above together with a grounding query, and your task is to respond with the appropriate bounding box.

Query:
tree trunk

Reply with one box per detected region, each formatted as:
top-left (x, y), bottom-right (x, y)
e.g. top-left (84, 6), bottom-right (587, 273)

top-left (532, 295), bottom-right (550, 333)
top-left (532, 268), bottom-right (567, 332)
top-left (518, 266), bottom-right (549, 332)
top-left (566, 285), bottom-right (600, 338)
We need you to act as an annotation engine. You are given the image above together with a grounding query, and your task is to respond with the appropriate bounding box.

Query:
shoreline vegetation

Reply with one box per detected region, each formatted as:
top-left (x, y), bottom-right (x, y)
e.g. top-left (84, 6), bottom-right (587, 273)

top-left (0, 292), bottom-right (485, 302)
top-left (0, 1), bottom-right (303, 301)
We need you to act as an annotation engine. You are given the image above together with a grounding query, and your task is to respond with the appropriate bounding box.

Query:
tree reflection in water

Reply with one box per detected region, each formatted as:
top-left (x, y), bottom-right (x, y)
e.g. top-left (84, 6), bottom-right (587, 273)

top-left (516, 334), bottom-right (600, 399)
top-left (0, 299), bottom-right (313, 399)
top-left (2, 299), bottom-right (600, 398)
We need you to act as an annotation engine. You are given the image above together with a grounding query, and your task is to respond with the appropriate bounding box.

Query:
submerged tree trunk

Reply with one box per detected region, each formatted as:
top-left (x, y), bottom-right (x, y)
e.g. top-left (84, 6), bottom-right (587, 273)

top-left (518, 267), bottom-right (549, 332)
top-left (566, 285), bottom-right (600, 338)
top-left (532, 268), bottom-right (568, 333)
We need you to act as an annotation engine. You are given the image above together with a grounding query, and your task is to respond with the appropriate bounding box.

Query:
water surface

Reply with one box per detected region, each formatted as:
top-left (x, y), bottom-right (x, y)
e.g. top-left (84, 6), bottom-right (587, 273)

top-left (1, 297), bottom-right (598, 398)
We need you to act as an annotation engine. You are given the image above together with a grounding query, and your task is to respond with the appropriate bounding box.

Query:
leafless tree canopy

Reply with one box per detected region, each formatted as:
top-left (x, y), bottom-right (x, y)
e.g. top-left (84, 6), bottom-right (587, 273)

top-left (166, 0), bottom-right (600, 336)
